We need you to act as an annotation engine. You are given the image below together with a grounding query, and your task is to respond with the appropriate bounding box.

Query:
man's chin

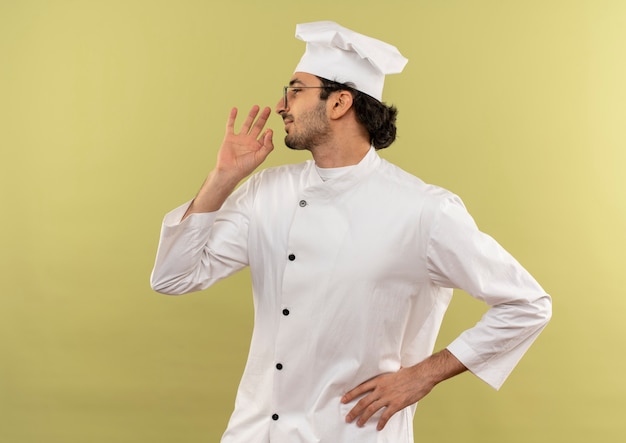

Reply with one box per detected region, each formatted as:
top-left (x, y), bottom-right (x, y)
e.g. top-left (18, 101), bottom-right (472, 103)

top-left (284, 137), bottom-right (306, 151)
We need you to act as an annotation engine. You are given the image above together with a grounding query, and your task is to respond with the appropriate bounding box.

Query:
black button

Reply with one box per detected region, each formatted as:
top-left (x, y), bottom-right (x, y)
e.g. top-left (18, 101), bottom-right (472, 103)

top-left (276, 363), bottom-right (283, 370)
top-left (272, 413), bottom-right (279, 421)
top-left (288, 254), bottom-right (296, 261)
top-left (282, 309), bottom-right (290, 316)
top-left (299, 200), bottom-right (307, 207)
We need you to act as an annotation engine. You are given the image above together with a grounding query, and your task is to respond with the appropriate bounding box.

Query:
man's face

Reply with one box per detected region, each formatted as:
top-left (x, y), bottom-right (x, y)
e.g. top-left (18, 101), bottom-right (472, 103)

top-left (276, 72), bottom-right (331, 151)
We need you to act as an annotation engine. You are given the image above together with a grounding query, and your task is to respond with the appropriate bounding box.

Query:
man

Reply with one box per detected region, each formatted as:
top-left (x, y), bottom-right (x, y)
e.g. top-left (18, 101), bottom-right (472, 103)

top-left (151, 21), bottom-right (551, 443)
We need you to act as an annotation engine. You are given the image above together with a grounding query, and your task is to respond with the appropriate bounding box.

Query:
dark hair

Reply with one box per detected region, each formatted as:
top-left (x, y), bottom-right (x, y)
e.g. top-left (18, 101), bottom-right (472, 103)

top-left (316, 76), bottom-right (398, 149)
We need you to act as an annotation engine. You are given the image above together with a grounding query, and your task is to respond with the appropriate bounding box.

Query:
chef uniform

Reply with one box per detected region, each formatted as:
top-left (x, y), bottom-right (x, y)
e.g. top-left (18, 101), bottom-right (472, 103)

top-left (151, 21), bottom-right (551, 443)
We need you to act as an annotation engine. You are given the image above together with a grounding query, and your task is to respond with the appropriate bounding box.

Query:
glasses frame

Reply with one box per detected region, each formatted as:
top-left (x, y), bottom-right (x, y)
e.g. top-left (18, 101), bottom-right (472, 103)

top-left (282, 85), bottom-right (328, 108)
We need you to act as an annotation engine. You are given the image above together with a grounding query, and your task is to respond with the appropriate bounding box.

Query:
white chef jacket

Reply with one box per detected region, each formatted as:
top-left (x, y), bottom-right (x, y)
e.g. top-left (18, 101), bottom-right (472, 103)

top-left (151, 147), bottom-right (551, 443)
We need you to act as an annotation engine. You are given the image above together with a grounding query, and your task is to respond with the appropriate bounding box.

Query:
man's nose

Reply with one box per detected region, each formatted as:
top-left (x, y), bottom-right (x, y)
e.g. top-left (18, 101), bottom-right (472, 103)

top-left (275, 96), bottom-right (287, 115)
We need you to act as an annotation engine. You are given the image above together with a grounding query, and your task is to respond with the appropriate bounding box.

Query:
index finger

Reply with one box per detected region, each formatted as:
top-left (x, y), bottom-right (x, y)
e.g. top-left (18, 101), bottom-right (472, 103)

top-left (342, 379), bottom-right (375, 404)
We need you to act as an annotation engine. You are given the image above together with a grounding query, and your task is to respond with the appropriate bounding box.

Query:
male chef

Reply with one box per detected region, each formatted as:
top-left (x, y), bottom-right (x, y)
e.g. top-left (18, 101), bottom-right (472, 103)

top-left (151, 21), bottom-right (551, 443)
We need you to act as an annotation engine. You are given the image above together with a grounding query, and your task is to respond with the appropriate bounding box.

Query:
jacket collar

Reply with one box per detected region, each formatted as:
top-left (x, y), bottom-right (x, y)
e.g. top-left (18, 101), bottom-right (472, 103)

top-left (302, 147), bottom-right (381, 198)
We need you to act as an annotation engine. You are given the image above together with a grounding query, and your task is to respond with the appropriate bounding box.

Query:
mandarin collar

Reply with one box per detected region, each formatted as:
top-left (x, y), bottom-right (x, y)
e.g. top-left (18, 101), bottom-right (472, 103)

top-left (302, 147), bottom-right (381, 198)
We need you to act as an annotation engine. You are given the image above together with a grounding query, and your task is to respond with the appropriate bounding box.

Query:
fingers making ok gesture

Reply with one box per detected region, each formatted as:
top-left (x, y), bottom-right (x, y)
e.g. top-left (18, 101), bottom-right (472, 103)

top-left (216, 105), bottom-right (275, 181)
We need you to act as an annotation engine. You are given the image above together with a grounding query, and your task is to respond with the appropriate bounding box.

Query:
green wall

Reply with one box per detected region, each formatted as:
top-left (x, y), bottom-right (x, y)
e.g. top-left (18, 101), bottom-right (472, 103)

top-left (1, 0), bottom-right (624, 441)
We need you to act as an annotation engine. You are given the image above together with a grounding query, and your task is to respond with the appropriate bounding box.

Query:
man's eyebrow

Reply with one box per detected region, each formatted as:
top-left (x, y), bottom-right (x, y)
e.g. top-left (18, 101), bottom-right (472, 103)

top-left (288, 78), bottom-right (306, 87)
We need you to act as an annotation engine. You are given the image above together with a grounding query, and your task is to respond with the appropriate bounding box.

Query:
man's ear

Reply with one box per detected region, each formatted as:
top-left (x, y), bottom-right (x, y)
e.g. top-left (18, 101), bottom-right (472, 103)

top-left (328, 90), bottom-right (354, 120)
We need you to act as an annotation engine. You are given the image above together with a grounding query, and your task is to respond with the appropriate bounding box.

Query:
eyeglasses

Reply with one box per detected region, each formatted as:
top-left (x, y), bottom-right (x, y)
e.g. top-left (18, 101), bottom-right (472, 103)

top-left (282, 86), bottom-right (327, 108)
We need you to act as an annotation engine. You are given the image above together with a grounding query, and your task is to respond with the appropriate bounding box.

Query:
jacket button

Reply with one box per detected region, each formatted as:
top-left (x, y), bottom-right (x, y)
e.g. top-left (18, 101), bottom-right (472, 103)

top-left (282, 309), bottom-right (290, 316)
top-left (288, 254), bottom-right (296, 261)
top-left (299, 200), bottom-right (307, 207)
top-left (272, 413), bottom-right (279, 421)
top-left (276, 363), bottom-right (283, 370)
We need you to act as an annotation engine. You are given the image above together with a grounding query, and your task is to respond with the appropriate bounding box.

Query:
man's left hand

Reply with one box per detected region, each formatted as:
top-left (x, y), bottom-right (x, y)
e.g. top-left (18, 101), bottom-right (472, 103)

top-left (342, 349), bottom-right (467, 431)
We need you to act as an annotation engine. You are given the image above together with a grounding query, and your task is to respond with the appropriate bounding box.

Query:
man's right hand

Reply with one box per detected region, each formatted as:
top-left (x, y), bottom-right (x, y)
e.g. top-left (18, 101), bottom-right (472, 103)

top-left (216, 105), bottom-right (274, 181)
top-left (182, 105), bottom-right (274, 219)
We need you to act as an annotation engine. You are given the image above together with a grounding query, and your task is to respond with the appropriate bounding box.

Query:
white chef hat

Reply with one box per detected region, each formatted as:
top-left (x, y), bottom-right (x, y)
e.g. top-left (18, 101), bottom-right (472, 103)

top-left (294, 21), bottom-right (408, 101)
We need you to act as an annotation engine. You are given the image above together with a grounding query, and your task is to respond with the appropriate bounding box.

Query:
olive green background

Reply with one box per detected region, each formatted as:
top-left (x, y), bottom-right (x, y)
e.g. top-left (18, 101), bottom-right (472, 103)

top-left (1, 0), bottom-right (624, 442)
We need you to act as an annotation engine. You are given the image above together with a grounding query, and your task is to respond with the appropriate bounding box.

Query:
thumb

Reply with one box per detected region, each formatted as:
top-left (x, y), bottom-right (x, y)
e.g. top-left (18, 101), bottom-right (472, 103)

top-left (260, 129), bottom-right (274, 156)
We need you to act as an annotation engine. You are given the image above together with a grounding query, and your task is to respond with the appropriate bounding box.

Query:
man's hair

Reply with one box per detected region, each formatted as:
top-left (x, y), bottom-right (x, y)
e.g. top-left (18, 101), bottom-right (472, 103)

top-left (316, 76), bottom-right (398, 150)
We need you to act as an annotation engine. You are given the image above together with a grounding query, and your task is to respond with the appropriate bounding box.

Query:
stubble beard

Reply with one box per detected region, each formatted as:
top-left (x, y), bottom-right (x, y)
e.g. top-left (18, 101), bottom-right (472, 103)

top-left (284, 102), bottom-right (331, 151)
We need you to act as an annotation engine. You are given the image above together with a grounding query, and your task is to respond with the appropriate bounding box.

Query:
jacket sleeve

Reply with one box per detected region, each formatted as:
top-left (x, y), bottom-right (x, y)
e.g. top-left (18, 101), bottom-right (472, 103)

top-left (150, 177), bottom-right (256, 295)
top-left (426, 195), bottom-right (552, 389)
